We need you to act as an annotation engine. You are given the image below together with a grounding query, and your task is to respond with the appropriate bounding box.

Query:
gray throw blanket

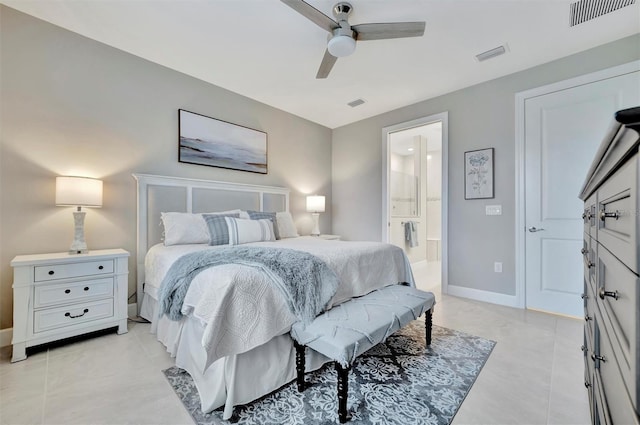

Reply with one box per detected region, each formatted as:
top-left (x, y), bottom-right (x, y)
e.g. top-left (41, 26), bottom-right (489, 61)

top-left (159, 246), bottom-right (340, 324)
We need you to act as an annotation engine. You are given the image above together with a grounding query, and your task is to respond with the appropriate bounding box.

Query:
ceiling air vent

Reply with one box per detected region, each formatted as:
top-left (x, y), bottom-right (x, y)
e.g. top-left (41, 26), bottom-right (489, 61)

top-left (347, 98), bottom-right (366, 108)
top-left (570, 0), bottom-right (635, 26)
top-left (475, 45), bottom-right (507, 62)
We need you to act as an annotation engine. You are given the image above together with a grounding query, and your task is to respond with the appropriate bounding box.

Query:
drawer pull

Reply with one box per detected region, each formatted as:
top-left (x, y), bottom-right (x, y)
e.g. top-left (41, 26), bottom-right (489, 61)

top-left (48, 270), bottom-right (54, 275)
top-left (585, 381), bottom-right (591, 388)
top-left (84, 287), bottom-right (89, 291)
top-left (585, 315), bottom-right (592, 322)
top-left (581, 293), bottom-right (588, 299)
top-left (599, 288), bottom-right (619, 300)
top-left (581, 248), bottom-right (587, 255)
top-left (599, 209), bottom-right (620, 221)
top-left (65, 308), bottom-right (89, 319)
top-left (587, 212), bottom-right (592, 220)
top-left (98, 265), bottom-right (104, 270)
top-left (581, 345), bottom-right (587, 352)
top-left (64, 289), bottom-right (71, 294)
top-left (582, 212), bottom-right (587, 220)
top-left (591, 354), bottom-right (606, 363)
top-left (587, 261), bottom-right (594, 269)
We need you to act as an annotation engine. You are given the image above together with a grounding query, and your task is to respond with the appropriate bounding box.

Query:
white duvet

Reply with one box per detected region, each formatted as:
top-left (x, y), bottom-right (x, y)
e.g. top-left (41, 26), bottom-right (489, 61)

top-left (145, 236), bottom-right (414, 371)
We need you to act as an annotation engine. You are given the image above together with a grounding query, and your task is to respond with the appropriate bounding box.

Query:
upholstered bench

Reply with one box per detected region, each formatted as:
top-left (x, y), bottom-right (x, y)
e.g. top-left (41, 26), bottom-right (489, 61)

top-left (290, 284), bottom-right (436, 423)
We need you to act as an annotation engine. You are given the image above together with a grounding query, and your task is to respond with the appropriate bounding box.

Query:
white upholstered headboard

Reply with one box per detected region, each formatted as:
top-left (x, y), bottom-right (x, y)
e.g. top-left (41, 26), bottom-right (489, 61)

top-left (132, 173), bottom-right (290, 312)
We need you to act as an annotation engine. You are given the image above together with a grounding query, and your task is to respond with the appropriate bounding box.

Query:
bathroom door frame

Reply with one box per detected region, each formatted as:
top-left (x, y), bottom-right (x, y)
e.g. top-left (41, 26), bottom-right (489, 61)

top-left (382, 111), bottom-right (449, 292)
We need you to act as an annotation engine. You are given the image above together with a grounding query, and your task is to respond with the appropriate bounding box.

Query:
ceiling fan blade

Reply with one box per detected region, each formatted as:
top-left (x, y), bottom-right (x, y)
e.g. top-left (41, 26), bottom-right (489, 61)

top-left (352, 22), bottom-right (426, 41)
top-left (316, 49), bottom-right (338, 79)
top-left (281, 0), bottom-right (339, 33)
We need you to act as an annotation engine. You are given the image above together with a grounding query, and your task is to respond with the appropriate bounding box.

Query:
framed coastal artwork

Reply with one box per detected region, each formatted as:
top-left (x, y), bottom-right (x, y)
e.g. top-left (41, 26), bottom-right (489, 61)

top-left (464, 148), bottom-right (494, 199)
top-left (178, 109), bottom-right (267, 174)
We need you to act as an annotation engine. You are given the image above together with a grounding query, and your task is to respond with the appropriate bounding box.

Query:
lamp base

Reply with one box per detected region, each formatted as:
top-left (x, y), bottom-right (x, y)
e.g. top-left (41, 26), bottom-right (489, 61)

top-left (69, 210), bottom-right (88, 255)
top-left (311, 212), bottom-right (321, 237)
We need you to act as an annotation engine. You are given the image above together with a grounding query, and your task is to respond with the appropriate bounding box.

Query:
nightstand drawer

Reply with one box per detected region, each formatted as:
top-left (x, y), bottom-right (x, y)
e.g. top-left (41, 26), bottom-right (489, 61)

top-left (34, 278), bottom-right (114, 308)
top-left (34, 259), bottom-right (114, 282)
top-left (33, 298), bottom-right (114, 333)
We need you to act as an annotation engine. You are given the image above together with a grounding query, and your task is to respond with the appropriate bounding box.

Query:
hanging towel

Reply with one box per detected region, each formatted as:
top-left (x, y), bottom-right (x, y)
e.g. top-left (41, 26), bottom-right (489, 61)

top-left (405, 221), bottom-right (419, 248)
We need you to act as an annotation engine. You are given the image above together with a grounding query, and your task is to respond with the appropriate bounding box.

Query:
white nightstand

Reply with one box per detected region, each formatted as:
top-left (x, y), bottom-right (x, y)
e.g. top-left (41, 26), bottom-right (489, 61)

top-left (318, 234), bottom-right (341, 240)
top-left (11, 249), bottom-right (129, 362)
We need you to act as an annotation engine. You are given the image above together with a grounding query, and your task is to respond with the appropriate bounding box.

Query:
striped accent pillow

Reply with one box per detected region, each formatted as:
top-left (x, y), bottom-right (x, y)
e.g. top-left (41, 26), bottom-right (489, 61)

top-left (225, 217), bottom-right (276, 245)
top-left (202, 213), bottom-right (240, 246)
top-left (246, 211), bottom-right (280, 240)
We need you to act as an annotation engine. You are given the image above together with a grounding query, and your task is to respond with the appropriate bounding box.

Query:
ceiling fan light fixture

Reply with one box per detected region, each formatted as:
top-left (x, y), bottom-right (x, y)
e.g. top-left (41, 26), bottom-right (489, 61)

top-left (327, 35), bottom-right (356, 57)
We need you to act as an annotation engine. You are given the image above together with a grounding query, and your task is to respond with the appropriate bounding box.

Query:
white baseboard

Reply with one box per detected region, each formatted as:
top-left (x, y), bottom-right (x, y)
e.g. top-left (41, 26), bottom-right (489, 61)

top-left (1, 303), bottom-right (140, 348)
top-left (446, 284), bottom-right (520, 308)
top-left (0, 327), bottom-right (12, 348)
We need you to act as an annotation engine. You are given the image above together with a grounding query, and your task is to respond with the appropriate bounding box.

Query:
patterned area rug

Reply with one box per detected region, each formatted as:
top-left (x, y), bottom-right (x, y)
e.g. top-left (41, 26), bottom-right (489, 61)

top-left (163, 322), bottom-right (495, 425)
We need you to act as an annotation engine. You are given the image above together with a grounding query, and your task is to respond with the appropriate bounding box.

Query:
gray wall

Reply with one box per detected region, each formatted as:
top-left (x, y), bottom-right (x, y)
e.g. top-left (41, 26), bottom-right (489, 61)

top-left (332, 34), bottom-right (640, 296)
top-left (0, 6), bottom-right (332, 330)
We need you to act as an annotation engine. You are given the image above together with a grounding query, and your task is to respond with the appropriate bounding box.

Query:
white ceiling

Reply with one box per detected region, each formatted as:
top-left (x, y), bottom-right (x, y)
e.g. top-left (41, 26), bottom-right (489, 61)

top-left (2, 0), bottom-right (639, 129)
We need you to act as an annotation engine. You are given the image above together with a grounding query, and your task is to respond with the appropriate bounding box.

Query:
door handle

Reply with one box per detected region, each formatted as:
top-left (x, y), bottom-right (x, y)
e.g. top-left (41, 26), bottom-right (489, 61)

top-left (528, 227), bottom-right (545, 232)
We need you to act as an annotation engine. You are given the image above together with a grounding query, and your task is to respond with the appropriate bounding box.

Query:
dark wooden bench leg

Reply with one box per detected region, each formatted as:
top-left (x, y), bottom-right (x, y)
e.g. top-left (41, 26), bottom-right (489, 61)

top-left (294, 340), bottom-right (306, 392)
top-left (335, 362), bottom-right (351, 423)
top-left (425, 309), bottom-right (432, 346)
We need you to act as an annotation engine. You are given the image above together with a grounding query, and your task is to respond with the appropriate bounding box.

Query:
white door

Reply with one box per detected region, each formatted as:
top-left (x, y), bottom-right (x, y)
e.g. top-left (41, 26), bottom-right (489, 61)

top-left (525, 71), bottom-right (640, 317)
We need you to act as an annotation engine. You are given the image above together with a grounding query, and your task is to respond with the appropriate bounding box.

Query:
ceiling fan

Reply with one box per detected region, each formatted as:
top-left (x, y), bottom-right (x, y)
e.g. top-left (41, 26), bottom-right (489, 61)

top-left (281, 0), bottom-right (426, 79)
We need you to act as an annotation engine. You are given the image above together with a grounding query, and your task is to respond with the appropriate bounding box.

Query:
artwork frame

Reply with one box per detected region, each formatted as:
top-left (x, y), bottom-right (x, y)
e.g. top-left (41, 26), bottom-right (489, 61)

top-left (178, 109), bottom-right (268, 174)
top-left (464, 148), bottom-right (494, 200)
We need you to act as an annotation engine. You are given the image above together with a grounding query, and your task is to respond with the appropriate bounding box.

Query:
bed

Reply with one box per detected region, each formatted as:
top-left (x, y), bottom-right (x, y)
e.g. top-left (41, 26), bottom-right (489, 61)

top-left (133, 174), bottom-right (415, 419)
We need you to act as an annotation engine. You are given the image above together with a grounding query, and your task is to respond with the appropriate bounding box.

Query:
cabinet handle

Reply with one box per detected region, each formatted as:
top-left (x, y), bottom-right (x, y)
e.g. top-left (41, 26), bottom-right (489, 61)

top-left (65, 308), bottom-right (89, 319)
top-left (591, 354), bottom-right (606, 363)
top-left (581, 248), bottom-right (587, 255)
top-left (599, 288), bottom-right (619, 300)
top-left (587, 261), bottom-right (594, 269)
top-left (582, 212), bottom-right (587, 220)
top-left (581, 345), bottom-right (587, 352)
top-left (599, 209), bottom-right (619, 221)
top-left (84, 287), bottom-right (89, 291)
top-left (48, 270), bottom-right (54, 275)
top-left (98, 265), bottom-right (104, 270)
top-left (581, 293), bottom-right (588, 300)
top-left (64, 289), bottom-right (71, 294)
top-left (587, 212), bottom-right (593, 220)
top-left (585, 381), bottom-right (591, 388)
top-left (585, 315), bottom-right (592, 322)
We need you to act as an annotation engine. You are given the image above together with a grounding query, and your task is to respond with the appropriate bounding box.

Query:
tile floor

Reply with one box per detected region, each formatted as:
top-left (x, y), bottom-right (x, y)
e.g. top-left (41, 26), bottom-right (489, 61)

top-left (0, 261), bottom-right (590, 425)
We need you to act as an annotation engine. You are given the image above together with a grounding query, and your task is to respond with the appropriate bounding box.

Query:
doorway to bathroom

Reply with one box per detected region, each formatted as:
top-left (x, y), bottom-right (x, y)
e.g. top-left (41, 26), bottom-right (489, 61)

top-left (382, 112), bottom-right (448, 291)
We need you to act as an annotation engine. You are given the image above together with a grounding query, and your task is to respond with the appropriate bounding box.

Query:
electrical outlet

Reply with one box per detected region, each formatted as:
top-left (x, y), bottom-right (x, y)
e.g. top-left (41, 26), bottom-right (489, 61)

top-left (494, 262), bottom-right (503, 273)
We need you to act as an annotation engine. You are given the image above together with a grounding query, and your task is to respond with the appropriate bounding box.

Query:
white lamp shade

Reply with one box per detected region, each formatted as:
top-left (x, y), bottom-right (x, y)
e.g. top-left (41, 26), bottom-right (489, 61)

top-left (306, 195), bottom-right (326, 213)
top-left (327, 35), bottom-right (356, 57)
top-left (55, 176), bottom-right (103, 207)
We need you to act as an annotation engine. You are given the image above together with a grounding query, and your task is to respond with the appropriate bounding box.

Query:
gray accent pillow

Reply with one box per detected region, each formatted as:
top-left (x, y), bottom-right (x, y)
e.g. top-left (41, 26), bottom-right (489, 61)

top-left (246, 211), bottom-right (280, 240)
top-left (203, 213), bottom-right (240, 245)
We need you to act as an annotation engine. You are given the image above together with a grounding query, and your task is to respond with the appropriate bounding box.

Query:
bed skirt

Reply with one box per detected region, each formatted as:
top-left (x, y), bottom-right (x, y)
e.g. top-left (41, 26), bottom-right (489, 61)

top-left (140, 292), bottom-right (330, 418)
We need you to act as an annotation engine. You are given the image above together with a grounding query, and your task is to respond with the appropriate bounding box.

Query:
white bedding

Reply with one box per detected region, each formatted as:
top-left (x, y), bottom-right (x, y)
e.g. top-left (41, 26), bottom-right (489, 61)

top-left (144, 237), bottom-right (414, 370)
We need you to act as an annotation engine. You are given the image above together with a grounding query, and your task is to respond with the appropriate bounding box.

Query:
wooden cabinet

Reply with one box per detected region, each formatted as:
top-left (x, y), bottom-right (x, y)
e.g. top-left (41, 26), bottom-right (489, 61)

top-left (11, 249), bottom-right (129, 362)
top-left (579, 107), bottom-right (640, 424)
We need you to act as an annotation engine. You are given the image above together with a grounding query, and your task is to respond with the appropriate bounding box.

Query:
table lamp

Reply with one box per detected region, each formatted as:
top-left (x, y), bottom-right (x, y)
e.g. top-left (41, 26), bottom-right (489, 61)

top-left (55, 176), bottom-right (103, 254)
top-left (306, 195), bottom-right (325, 236)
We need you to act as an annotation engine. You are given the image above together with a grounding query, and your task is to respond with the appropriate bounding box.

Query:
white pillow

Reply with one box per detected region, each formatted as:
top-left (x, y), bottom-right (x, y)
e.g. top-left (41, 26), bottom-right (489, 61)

top-left (225, 217), bottom-right (276, 245)
top-left (276, 212), bottom-right (299, 239)
top-left (161, 210), bottom-right (242, 246)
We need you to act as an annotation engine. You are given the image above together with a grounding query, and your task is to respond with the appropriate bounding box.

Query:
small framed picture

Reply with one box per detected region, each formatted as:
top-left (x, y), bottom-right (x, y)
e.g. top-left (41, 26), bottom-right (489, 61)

top-left (464, 148), bottom-right (494, 200)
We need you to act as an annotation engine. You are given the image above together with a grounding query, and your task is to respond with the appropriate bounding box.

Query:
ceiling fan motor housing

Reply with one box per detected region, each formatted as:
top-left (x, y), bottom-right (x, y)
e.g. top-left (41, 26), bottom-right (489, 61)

top-left (332, 2), bottom-right (353, 19)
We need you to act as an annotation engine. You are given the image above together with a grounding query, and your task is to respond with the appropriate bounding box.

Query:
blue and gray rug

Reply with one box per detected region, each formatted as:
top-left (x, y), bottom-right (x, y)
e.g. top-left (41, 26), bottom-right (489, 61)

top-left (163, 321), bottom-right (495, 425)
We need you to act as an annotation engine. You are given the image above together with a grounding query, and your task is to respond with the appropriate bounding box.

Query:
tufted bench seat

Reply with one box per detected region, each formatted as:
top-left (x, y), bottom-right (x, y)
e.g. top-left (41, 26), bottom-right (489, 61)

top-left (290, 284), bottom-right (436, 423)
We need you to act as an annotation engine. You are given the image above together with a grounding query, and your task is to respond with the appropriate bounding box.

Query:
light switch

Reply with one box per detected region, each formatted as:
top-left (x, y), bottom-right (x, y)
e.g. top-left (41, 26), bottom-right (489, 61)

top-left (486, 205), bottom-right (502, 216)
